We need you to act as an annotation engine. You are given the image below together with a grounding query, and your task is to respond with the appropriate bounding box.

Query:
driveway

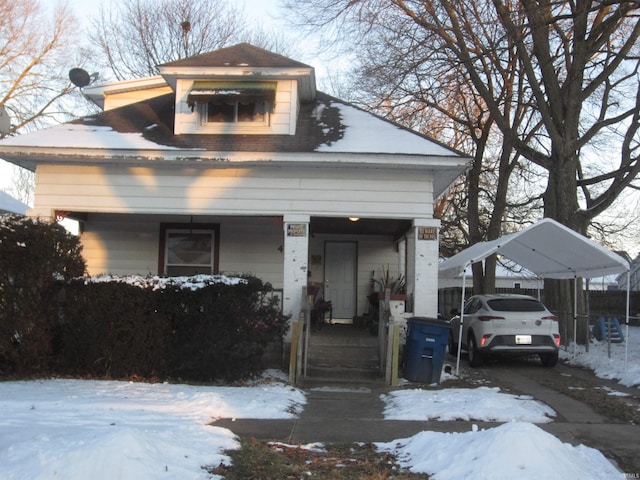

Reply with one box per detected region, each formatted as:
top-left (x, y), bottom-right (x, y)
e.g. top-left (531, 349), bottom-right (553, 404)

top-left (463, 356), bottom-right (640, 473)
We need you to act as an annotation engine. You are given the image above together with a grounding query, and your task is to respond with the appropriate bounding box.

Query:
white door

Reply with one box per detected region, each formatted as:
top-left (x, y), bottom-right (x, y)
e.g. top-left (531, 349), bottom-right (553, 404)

top-left (324, 241), bottom-right (357, 321)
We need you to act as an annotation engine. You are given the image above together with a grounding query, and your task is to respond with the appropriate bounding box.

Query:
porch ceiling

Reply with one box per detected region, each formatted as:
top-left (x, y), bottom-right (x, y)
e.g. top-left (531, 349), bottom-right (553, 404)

top-left (310, 217), bottom-right (411, 238)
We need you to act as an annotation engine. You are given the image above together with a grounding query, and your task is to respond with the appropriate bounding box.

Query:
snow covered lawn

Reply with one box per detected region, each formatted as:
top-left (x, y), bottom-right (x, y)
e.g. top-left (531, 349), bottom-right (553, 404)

top-left (381, 386), bottom-right (556, 422)
top-left (0, 375), bottom-right (305, 480)
top-left (561, 323), bottom-right (640, 387)
top-left (377, 422), bottom-right (620, 480)
top-left (0, 327), bottom-right (637, 479)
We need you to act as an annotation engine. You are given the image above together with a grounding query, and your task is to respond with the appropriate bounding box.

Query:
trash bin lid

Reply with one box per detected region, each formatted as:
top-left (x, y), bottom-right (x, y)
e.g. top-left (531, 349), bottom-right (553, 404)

top-left (408, 317), bottom-right (451, 328)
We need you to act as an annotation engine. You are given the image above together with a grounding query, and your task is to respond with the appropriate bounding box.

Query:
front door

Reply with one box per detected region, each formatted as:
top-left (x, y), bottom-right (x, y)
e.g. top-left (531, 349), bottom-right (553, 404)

top-left (324, 241), bottom-right (357, 321)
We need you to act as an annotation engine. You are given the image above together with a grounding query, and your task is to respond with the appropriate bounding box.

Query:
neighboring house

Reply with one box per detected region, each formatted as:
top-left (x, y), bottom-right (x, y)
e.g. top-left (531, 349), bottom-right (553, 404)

top-left (438, 261), bottom-right (543, 290)
top-left (617, 252), bottom-right (640, 291)
top-left (0, 44), bottom-right (469, 343)
top-left (0, 190), bottom-right (29, 215)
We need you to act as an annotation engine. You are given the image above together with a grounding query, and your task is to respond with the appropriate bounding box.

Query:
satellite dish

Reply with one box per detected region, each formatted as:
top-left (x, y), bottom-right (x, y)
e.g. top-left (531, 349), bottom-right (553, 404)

top-left (0, 105), bottom-right (11, 135)
top-left (69, 68), bottom-right (91, 88)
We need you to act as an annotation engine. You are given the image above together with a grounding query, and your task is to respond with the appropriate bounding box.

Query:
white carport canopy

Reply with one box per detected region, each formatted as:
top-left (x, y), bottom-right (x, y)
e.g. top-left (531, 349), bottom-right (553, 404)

top-left (438, 218), bottom-right (631, 374)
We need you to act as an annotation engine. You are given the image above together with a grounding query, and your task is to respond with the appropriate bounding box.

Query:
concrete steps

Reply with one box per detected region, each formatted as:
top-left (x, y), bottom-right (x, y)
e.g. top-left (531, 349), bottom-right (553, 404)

top-left (304, 324), bottom-right (381, 384)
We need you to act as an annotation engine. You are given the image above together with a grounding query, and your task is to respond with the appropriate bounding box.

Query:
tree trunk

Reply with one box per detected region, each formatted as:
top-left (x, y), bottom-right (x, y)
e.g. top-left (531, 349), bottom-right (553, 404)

top-left (542, 153), bottom-right (589, 344)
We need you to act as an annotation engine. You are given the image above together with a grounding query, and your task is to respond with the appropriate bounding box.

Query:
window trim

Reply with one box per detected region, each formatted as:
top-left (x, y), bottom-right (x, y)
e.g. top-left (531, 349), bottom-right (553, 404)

top-left (158, 223), bottom-right (220, 276)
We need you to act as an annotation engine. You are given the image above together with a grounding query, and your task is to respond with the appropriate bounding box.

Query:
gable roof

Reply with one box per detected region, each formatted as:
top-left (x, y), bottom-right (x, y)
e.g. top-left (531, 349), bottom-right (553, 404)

top-left (159, 43), bottom-right (312, 69)
top-left (0, 43), bottom-right (470, 196)
top-left (439, 218), bottom-right (630, 280)
top-left (158, 43), bottom-right (317, 102)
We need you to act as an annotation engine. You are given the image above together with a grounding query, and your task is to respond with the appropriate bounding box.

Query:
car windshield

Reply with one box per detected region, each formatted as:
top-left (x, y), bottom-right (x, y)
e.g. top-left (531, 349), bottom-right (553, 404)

top-left (487, 298), bottom-right (546, 312)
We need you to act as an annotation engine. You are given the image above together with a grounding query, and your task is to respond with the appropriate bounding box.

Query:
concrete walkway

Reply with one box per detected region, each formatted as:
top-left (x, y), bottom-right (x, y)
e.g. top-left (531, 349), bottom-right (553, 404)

top-left (211, 362), bottom-right (640, 473)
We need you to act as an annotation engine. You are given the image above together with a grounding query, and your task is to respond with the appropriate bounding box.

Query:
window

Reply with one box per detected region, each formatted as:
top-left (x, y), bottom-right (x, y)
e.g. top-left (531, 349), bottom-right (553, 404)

top-left (186, 81), bottom-right (276, 126)
top-left (158, 223), bottom-right (220, 276)
top-left (205, 98), bottom-right (269, 124)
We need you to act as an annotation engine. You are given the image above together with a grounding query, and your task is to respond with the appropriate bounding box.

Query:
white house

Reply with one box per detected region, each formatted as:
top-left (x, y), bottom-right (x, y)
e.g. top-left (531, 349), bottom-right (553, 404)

top-left (0, 44), bottom-right (469, 351)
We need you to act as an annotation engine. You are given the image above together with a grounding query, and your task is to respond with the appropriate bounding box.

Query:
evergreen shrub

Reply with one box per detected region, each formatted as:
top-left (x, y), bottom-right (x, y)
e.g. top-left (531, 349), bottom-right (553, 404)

top-left (0, 214), bottom-right (85, 376)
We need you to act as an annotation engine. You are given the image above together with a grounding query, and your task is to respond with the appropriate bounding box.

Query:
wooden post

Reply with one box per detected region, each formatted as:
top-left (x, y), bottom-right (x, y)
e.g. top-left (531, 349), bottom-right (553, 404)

top-left (391, 323), bottom-right (400, 386)
top-left (288, 320), bottom-right (299, 385)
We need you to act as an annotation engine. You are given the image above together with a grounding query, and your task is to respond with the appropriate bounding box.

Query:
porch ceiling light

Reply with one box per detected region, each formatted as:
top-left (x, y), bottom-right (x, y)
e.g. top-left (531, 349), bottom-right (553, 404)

top-left (348, 217), bottom-right (360, 222)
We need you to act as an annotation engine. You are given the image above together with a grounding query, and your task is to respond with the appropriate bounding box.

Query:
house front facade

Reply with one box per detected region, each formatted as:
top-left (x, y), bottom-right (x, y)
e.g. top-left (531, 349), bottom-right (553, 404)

top-left (0, 44), bottom-right (469, 345)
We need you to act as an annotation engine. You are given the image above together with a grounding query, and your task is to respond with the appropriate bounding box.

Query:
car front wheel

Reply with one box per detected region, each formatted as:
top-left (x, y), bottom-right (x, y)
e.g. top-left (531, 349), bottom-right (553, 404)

top-left (468, 334), bottom-right (484, 367)
top-left (540, 351), bottom-right (558, 367)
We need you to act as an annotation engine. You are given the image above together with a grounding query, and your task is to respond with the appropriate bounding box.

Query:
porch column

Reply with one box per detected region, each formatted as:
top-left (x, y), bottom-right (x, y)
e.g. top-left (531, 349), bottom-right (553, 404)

top-left (409, 218), bottom-right (441, 318)
top-left (282, 214), bottom-right (310, 341)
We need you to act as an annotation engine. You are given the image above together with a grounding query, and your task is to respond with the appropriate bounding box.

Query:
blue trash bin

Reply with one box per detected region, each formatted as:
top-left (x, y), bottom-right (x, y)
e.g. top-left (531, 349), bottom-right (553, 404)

top-left (403, 317), bottom-right (451, 383)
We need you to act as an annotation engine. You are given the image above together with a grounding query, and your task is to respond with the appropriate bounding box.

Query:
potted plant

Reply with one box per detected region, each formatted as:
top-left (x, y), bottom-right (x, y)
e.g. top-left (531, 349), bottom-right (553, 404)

top-left (371, 265), bottom-right (406, 300)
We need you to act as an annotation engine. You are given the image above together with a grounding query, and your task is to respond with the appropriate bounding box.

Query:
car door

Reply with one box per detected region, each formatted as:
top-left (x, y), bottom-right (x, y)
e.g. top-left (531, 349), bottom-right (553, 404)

top-left (461, 297), bottom-right (482, 346)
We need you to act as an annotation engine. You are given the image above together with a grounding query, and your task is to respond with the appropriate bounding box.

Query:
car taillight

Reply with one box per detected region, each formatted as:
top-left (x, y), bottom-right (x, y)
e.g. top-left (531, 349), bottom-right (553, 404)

top-left (478, 315), bottom-right (505, 321)
top-left (542, 315), bottom-right (558, 321)
top-left (480, 334), bottom-right (492, 347)
top-left (553, 334), bottom-right (561, 346)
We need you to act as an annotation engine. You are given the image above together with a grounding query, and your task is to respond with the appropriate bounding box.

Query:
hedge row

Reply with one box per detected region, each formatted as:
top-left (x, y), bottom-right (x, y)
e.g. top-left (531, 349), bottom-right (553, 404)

top-left (0, 214), bottom-right (288, 381)
top-left (57, 275), bottom-right (288, 381)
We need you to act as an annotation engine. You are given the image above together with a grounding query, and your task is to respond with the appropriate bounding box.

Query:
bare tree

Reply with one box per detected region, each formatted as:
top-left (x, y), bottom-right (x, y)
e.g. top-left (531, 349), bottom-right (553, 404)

top-left (89, 0), bottom-right (295, 81)
top-left (4, 165), bottom-right (34, 206)
top-left (321, 2), bottom-right (543, 293)
top-left (0, 0), bottom-right (80, 137)
top-left (285, 0), bottom-right (640, 341)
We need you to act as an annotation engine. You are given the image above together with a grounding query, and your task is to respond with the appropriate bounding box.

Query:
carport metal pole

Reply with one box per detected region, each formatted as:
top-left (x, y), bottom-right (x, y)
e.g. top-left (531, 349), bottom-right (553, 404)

top-left (573, 275), bottom-right (578, 358)
top-left (455, 263), bottom-right (470, 376)
top-left (625, 271), bottom-right (630, 372)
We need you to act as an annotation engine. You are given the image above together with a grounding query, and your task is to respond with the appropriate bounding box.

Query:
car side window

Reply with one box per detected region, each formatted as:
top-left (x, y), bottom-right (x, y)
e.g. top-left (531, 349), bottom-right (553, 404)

top-left (463, 298), bottom-right (480, 315)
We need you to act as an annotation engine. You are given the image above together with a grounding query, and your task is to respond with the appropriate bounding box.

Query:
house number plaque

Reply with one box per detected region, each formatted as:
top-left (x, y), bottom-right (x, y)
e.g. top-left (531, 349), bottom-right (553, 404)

top-left (287, 224), bottom-right (307, 237)
top-left (417, 227), bottom-right (437, 241)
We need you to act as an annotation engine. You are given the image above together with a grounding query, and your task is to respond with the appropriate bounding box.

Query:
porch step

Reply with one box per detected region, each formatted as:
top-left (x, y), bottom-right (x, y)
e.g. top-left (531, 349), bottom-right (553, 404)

top-left (300, 365), bottom-right (384, 388)
top-left (304, 323), bottom-right (381, 383)
top-left (307, 344), bottom-right (379, 370)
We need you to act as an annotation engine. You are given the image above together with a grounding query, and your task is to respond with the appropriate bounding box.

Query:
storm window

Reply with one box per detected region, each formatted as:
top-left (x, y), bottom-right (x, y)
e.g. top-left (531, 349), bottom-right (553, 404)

top-left (159, 223), bottom-right (220, 276)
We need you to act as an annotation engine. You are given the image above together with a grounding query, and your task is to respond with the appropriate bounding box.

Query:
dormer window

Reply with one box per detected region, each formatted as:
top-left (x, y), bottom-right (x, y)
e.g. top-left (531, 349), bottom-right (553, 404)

top-left (187, 81), bottom-right (276, 127)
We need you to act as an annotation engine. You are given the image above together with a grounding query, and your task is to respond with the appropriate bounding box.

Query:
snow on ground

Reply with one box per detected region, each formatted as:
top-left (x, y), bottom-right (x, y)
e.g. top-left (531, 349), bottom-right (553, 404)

top-left (377, 422), bottom-right (620, 480)
top-left (1, 328), bottom-right (638, 479)
top-left (381, 386), bottom-right (556, 423)
top-left (561, 323), bottom-right (640, 387)
top-left (0, 373), bottom-right (305, 480)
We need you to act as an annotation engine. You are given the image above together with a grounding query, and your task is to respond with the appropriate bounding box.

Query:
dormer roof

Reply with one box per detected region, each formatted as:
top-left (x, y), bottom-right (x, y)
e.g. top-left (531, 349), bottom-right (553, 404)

top-left (160, 43), bottom-right (312, 69)
top-left (158, 43), bottom-right (316, 102)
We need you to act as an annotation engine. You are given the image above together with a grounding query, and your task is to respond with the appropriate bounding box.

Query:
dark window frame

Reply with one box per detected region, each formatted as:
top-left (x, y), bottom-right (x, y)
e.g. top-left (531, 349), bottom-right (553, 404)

top-left (158, 223), bottom-right (220, 276)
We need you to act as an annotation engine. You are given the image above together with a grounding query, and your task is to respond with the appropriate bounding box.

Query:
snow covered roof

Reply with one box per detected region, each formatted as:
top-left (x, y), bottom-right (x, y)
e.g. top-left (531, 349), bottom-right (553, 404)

top-left (0, 93), bottom-right (458, 156)
top-left (0, 43), bottom-right (469, 198)
top-left (0, 93), bottom-right (469, 196)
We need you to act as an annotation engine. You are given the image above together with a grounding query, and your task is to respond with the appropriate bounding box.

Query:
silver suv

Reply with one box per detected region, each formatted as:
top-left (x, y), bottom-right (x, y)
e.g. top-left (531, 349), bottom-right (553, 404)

top-left (449, 294), bottom-right (561, 367)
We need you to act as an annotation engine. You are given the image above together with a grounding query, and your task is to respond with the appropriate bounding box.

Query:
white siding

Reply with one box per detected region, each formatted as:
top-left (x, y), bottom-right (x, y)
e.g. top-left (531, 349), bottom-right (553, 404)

top-left (34, 164), bottom-right (434, 219)
top-left (103, 86), bottom-right (173, 111)
top-left (173, 79), bottom-right (296, 135)
top-left (80, 213), bottom-right (285, 284)
top-left (217, 216), bottom-right (284, 286)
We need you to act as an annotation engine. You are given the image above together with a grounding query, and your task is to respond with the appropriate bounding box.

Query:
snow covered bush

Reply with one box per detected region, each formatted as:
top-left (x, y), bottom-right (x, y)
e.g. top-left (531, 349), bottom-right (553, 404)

top-left (0, 214), bottom-right (85, 376)
top-left (58, 274), bottom-right (288, 382)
